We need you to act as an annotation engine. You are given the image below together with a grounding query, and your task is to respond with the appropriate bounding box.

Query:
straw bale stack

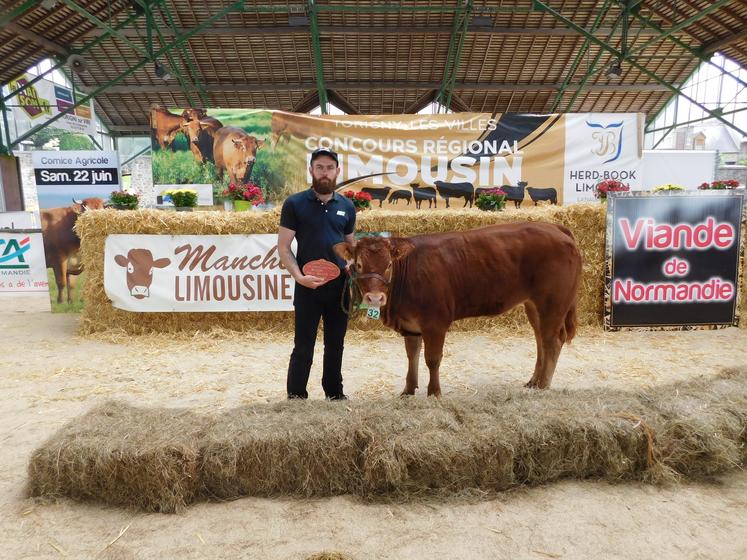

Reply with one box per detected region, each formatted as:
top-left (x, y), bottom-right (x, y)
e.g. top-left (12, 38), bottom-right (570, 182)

top-left (28, 367), bottom-right (747, 512)
top-left (76, 205), bottom-right (607, 335)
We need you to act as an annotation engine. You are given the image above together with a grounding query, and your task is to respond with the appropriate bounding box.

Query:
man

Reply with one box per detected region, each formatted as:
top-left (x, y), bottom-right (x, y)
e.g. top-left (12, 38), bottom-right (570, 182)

top-left (278, 147), bottom-right (356, 400)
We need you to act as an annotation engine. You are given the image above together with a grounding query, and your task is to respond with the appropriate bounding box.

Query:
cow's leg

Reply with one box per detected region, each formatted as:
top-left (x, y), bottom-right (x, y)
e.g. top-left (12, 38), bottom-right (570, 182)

top-left (524, 301), bottom-right (544, 388)
top-left (422, 328), bottom-right (447, 397)
top-left (534, 304), bottom-right (567, 389)
top-left (66, 272), bottom-right (77, 304)
top-left (401, 335), bottom-right (422, 396)
top-left (51, 262), bottom-right (65, 304)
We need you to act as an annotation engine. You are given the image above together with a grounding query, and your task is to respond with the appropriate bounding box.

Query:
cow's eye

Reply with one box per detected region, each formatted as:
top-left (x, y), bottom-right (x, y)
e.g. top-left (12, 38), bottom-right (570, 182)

top-left (127, 263), bottom-right (133, 273)
top-left (356, 262), bottom-right (362, 272)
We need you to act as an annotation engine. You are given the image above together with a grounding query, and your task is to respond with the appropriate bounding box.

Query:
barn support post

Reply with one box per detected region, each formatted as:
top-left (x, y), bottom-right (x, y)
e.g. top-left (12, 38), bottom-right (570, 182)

top-left (0, 98), bottom-right (11, 156)
top-left (533, 0), bottom-right (747, 139)
top-left (9, 0), bottom-right (249, 149)
top-left (307, 0), bottom-right (329, 114)
top-left (156, 1), bottom-right (210, 105)
top-left (550, 0), bottom-right (613, 112)
top-left (436, 0), bottom-right (472, 113)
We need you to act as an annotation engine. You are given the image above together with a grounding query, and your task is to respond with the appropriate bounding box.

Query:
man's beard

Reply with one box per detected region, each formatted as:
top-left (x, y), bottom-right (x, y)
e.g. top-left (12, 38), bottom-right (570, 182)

top-left (312, 176), bottom-right (336, 195)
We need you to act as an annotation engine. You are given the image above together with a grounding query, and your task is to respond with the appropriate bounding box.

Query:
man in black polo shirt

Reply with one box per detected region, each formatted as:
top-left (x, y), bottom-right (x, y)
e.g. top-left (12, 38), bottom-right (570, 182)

top-left (278, 147), bottom-right (356, 400)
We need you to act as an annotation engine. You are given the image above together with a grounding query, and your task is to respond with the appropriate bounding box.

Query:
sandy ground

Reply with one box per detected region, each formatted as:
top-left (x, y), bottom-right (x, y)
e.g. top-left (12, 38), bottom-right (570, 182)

top-left (1, 295), bottom-right (746, 560)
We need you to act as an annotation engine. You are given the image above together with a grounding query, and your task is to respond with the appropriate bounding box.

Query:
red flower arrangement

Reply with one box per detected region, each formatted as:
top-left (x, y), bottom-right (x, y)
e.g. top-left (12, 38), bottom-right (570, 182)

top-left (343, 190), bottom-right (373, 210)
top-left (698, 179), bottom-right (740, 190)
top-left (595, 179), bottom-right (630, 200)
top-left (221, 182), bottom-right (265, 206)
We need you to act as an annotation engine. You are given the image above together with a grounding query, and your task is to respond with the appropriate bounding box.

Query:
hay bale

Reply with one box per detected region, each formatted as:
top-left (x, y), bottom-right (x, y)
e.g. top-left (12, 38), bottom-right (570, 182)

top-left (28, 368), bottom-right (747, 511)
top-left (27, 401), bottom-right (208, 512)
top-left (76, 205), bottom-right (607, 335)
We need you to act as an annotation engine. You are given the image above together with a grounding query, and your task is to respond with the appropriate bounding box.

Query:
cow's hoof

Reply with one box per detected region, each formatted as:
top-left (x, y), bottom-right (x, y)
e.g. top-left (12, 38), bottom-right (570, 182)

top-left (525, 380), bottom-right (539, 389)
top-left (400, 388), bottom-right (416, 397)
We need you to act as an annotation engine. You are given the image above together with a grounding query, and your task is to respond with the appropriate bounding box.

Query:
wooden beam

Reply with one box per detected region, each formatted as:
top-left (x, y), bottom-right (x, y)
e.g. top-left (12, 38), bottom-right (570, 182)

top-left (700, 27), bottom-right (747, 54)
top-left (96, 82), bottom-right (674, 94)
top-left (6, 22), bottom-right (70, 56)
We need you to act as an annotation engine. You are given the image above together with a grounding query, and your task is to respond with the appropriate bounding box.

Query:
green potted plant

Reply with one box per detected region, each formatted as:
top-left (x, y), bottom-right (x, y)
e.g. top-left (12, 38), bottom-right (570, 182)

top-left (161, 188), bottom-right (198, 210)
top-left (475, 188), bottom-right (507, 211)
top-left (220, 182), bottom-right (266, 211)
top-left (651, 183), bottom-right (686, 194)
top-left (107, 190), bottom-right (139, 210)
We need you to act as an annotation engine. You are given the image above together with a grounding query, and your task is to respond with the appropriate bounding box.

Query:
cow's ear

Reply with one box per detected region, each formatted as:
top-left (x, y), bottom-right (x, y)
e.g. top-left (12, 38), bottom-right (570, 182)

top-left (256, 139), bottom-right (265, 150)
top-left (153, 258), bottom-right (170, 268)
top-left (333, 242), bottom-right (354, 264)
top-left (389, 239), bottom-right (415, 261)
top-left (114, 255), bottom-right (128, 267)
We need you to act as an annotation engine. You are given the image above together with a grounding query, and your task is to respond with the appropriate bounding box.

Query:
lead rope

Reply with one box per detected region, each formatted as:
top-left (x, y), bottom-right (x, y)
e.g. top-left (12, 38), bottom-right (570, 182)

top-left (341, 272), bottom-right (363, 316)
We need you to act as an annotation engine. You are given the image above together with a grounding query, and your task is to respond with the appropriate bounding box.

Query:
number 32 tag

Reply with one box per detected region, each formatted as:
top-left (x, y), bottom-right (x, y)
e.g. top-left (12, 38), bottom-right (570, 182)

top-left (366, 306), bottom-right (380, 320)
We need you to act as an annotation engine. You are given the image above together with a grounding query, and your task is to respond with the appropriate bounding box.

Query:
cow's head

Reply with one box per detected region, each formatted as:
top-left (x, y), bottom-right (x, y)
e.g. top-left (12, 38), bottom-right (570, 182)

top-left (72, 197), bottom-right (106, 215)
top-left (231, 135), bottom-right (264, 182)
top-left (334, 237), bottom-right (414, 308)
top-left (114, 248), bottom-right (170, 299)
top-left (181, 118), bottom-right (202, 145)
top-left (182, 108), bottom-right (207, 122)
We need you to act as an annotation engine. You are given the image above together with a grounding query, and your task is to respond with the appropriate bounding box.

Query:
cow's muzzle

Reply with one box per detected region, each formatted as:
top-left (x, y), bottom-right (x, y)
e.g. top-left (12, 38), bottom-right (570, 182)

top-left (130, 285), bottom-right (150, 299)
top-left (363, 291), bottom-right (387, 307)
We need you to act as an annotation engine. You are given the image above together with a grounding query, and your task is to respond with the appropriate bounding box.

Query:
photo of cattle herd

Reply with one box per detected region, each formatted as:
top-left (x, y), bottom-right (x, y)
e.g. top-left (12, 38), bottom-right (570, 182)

top-left (150, 106), bottom-right (560, 210)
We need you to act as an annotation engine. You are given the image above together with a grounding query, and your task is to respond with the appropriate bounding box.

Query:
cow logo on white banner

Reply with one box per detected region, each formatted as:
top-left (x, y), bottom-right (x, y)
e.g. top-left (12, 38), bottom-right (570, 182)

top-left (104, 234), bottom-right (295, 312)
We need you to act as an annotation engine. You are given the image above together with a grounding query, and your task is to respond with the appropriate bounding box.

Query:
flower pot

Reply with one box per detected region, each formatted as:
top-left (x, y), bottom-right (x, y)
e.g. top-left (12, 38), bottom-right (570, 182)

top-left (223, 199), bottom-right (234, 211)
top-left (233, 200), bottom-right (253, 212)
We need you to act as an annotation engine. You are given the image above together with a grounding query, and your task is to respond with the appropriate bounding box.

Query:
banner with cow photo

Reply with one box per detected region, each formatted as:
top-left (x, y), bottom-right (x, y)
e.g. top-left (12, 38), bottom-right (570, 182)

top-left (604, 191), bottom-right (746, 330)
top-left (32, 150), bottom-right (120, 312)
top-left (151, 108), bottom-right (643, 209)
top-left (104, 234), bottom-right (295, 312)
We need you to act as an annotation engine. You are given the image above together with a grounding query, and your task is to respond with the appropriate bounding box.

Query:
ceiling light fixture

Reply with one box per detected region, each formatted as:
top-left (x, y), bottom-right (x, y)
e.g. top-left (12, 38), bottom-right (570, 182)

top-left (606, 58), bottom-right (622, 79)
top-left (154, 61), bottom-right (171, 81)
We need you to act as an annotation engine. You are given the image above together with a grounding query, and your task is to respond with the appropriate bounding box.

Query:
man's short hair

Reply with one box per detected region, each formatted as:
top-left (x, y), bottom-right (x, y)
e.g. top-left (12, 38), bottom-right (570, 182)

top-left (310, 147), bottom-right (339, 165)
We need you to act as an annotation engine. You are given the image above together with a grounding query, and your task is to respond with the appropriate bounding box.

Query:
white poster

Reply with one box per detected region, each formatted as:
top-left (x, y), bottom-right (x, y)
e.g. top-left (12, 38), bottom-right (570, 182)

top-left (0, 211), bottom-right (40, 229)
top-left (32, 150), bottom-right (120, 209)
top-left (8, 73), bottom-right (96, 136)
top-left (0, 231), bottom-right (49, 293)
top-left (104, 234), bottom-right (296, 312)
top-left (563, 113), bottom-right (642, 203)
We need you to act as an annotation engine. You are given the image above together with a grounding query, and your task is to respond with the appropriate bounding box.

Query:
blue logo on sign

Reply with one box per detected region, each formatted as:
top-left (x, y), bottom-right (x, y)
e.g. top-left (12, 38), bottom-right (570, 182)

top-left (586, 120), bottom-right (624, 163)
top-left (0, 237), bottom-right (30, 269)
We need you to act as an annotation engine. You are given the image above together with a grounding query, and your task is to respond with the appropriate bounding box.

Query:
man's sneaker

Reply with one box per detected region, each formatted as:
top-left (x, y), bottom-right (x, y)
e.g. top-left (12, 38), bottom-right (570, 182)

top-left (287, 393), bottom-right (307, 400)
top-left (326, 394), bottom-right (348, 401)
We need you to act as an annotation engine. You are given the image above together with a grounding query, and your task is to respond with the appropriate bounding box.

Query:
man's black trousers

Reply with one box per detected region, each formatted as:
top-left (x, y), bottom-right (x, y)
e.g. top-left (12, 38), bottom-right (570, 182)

top-left (287, 276), bottom-right (348, 399)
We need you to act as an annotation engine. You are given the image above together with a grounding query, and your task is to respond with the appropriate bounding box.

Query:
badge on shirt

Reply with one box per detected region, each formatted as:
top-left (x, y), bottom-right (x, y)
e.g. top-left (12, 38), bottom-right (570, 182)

top-left (336, 210), bottom-right (346, 217)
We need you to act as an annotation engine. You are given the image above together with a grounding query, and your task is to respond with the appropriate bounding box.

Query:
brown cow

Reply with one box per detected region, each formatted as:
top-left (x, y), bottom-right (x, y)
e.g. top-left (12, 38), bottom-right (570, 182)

top-left (41, 198), bottom-right (105, 303)
top-left (114, 249), bottom-right (170, 299)
top-left (181, 108), bottom-right (207, 122)
top-left (213, 126), bottom-right (264, 184)
top-left (334, 222), bottom-right (582, 396)
top-left (270, 111), bottom-right (316, 148)
top-left (150, 106), bottom-right (184, 150)
top-left (181, 116), bottom-right (223, 164)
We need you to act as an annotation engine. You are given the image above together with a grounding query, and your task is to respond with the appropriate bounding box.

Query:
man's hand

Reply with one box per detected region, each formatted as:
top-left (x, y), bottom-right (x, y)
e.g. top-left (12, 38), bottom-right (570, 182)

top-left (296, 274), bottom-right (325, 289)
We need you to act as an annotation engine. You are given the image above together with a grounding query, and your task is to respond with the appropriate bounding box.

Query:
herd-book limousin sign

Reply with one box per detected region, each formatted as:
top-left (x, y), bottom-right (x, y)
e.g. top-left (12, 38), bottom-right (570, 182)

top-left (605, 191), bottom-right (746, 329)
top-left (104, 234), bottom-right (295, 312)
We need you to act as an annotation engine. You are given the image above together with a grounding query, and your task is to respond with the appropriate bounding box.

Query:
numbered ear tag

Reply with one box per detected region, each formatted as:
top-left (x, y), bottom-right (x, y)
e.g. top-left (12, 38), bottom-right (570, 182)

top-left (366, 306), bottom-right (381, 320)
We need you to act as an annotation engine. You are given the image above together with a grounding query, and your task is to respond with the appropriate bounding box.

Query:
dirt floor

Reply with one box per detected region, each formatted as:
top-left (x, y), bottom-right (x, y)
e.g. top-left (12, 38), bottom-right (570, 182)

top-left (1, 295), bottom-right (746, 559)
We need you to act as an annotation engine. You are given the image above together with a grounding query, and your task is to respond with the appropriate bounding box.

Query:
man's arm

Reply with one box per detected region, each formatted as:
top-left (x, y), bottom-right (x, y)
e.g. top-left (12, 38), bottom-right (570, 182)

top-left (278, 226), bottom-right (324, 289)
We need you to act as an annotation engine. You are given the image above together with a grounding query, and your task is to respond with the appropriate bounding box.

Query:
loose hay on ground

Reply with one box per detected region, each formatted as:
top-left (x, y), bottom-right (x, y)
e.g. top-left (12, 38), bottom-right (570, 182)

top-left (27, 367), bottom-right (747, 512)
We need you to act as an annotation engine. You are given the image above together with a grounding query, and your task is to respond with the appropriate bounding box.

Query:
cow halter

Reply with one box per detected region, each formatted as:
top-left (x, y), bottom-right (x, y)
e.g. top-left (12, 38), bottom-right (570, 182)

top-left (354, 271), bottom-right (391, 287)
